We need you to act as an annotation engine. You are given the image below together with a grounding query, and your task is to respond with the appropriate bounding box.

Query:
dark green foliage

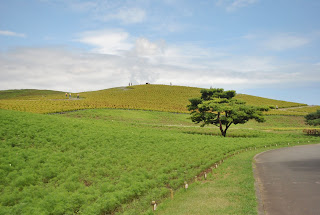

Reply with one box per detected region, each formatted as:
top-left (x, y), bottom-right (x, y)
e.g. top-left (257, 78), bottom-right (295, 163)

top-left (305, 109), bottom-right (320, 126)
top-left (188, 88), bottom-right (268, 137)
top-left (200, 88), bottom-right (236, 100)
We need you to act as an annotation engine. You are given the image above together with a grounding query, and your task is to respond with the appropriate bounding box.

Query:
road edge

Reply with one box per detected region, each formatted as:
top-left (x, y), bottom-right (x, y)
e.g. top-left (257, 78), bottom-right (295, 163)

top-left (253, 150), bottom-right (271, 215)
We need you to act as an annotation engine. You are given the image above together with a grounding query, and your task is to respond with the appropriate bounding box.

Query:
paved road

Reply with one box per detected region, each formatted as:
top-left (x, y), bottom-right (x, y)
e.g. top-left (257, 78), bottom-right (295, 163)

top-left (254, 144), bottom-right (320, 215)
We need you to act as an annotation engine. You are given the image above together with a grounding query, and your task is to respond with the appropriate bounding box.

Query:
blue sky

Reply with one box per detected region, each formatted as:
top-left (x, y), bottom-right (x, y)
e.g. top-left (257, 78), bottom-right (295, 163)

top-left (1, 0), bottom-right (320, 105)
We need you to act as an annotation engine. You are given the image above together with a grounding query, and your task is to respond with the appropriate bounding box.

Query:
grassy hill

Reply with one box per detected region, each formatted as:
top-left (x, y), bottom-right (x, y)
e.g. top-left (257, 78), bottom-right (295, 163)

top-left (0, 89), bottom-right (63, 100)
top-left (235, 93), bottom-right (306, 109)
top-left (0, 85), bottom-right (311, 115)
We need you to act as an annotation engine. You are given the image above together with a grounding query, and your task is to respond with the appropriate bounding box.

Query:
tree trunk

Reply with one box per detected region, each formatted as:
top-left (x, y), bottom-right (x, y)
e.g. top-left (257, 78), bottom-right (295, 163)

top-left (223, 123), bottom-right (232, 137)
top-left (222, 130), bottom-right (226, 137)
top-left (218, 112), bottom-right (226, 137)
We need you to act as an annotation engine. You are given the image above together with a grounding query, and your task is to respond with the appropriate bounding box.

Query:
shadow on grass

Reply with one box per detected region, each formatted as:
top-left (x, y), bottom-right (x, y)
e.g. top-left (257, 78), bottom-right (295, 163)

top-left (182, 130), bottom-right (261, 138)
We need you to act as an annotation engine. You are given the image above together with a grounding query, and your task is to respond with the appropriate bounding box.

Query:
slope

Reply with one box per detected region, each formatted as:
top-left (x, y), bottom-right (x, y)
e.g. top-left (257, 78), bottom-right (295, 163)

top-left (0, 85), bottom-right (309, 114)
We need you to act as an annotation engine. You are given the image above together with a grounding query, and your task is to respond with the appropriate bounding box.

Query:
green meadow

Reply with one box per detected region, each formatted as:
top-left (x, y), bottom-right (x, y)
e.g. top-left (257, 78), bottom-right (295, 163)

top-left (0, 85), bottom-right (319, 214)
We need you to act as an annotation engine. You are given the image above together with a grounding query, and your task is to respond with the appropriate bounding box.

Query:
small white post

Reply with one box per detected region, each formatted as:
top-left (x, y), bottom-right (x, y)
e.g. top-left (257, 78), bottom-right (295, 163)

top-left (151, 201), bottom-right (157, 211)
top-left (184, 181), bottom-right (188, 190)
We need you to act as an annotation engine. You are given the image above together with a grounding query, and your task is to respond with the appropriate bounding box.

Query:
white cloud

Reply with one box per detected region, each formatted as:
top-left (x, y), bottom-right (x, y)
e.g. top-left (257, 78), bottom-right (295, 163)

top-left (151, 22), bottom-right (187, 34)
top-left (208, 56), bottom-right (276, 73)
top-left (68, 1), bottom-right (98, 12)
top-left (228, 0), bottom-right (257, 11)
top-left (101, 7), bottom-right (146, 24)
top-left (1, 41), bottom-right (319, 93)
top-left (0, 30), bottom-right (26, 38)
top-left (129, 38), bottom-right (168, 61)
top-left (242, 33), bottom-right (256, 40)
top-left (1, 29), bottom-right (319, 93)
top-left (76, 29), bottom-right (133, 55)
top-left (0, 47), bottom-right (131, 92)
top-left (263, 34), bottom-right (309, 51)
top-left (216, 0), bottom-right (258, 12)
top-left (54, 0), bottom-right (146, 24)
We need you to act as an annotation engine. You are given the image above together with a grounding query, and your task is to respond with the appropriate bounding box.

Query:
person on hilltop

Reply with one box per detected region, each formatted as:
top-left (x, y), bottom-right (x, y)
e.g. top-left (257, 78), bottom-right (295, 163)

top-left (69, 93), bottom-right (71, 99)
top-left (77, 94), bottom-right (79, 99)
top-left (65, 93), bottom-right (68, 98)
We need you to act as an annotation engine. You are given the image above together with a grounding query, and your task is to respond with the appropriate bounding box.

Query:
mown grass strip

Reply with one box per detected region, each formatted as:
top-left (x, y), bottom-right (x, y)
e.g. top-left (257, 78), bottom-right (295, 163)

top-left (154, 142), bottom-right (316, 215)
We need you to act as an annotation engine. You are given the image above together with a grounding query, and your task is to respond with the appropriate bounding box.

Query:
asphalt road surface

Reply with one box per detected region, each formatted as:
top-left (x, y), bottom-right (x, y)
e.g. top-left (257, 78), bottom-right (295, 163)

top-left (254, 144), bottom-right (320, 215)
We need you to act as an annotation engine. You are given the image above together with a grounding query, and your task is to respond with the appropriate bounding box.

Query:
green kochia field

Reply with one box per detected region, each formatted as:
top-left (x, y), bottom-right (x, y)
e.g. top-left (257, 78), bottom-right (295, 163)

top-left (0, 108), bottom-right (319, 214)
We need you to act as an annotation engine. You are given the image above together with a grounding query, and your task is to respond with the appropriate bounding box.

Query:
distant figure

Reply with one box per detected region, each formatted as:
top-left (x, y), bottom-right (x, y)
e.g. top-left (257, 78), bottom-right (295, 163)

top-left (276, 105), bottom-right (278, 109)
top-left (170, 82), bottom-right (172, 86)
top-left (77, 94), bottom-right (79, 99)
top-left (65, 93), bottom-right (68, 98)
top-left (69, 93), bottom-right (71, 99)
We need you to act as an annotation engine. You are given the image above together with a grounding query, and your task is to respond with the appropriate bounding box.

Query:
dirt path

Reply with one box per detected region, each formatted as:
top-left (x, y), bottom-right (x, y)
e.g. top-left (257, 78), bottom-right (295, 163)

top-left (277, 105), bottom-right (315, 111)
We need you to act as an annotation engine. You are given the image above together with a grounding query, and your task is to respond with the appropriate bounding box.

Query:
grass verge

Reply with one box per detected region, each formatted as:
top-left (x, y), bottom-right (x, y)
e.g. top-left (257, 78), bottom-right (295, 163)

top-left (154, 143), bottom-right (314, 215)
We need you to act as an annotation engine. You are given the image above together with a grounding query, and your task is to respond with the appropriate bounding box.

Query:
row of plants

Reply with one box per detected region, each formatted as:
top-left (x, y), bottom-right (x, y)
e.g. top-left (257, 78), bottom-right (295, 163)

top-left (0, 89), bottom-right (63, 100)
top-left (236, 93), bottom-right (306, 108)
top-left (0, 85), bottom-right (309, 114)
top-left (1, 109), bottom-right (318, 214)
top-left (264, 105), bottom-right (319, 116)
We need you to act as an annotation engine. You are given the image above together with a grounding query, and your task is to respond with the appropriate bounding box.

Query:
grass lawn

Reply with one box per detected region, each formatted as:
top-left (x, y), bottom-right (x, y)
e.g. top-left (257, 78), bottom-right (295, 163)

top-left (155, 145), bottom-right (303, 215)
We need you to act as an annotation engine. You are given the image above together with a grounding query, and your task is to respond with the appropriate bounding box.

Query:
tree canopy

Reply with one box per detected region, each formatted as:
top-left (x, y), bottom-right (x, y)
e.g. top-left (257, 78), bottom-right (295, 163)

top-left (187, 88), bottom-right (269, 137)
top-left (305, 109), bottom-right (320, 126)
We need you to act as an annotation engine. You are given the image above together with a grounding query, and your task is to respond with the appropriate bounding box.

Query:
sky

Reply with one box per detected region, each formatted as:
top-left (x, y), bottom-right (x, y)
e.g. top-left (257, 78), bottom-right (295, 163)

top-left (0, 0), bottom-right (320, 105)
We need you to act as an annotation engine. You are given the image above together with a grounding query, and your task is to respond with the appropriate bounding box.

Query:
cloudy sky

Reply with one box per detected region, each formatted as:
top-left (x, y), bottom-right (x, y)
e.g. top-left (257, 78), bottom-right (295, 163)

top-left (1, 0), bottom-right (320, 105)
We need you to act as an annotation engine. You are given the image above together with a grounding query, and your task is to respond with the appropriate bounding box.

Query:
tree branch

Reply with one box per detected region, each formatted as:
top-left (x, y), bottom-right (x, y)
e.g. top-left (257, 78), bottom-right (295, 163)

top-left (224, 122), bottom-right (233, 135)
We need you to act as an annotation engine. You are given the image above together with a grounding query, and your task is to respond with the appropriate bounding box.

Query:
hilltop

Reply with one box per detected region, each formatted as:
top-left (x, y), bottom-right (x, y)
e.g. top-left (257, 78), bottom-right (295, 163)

top-left (0, 84), bottom-right (315, 115)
